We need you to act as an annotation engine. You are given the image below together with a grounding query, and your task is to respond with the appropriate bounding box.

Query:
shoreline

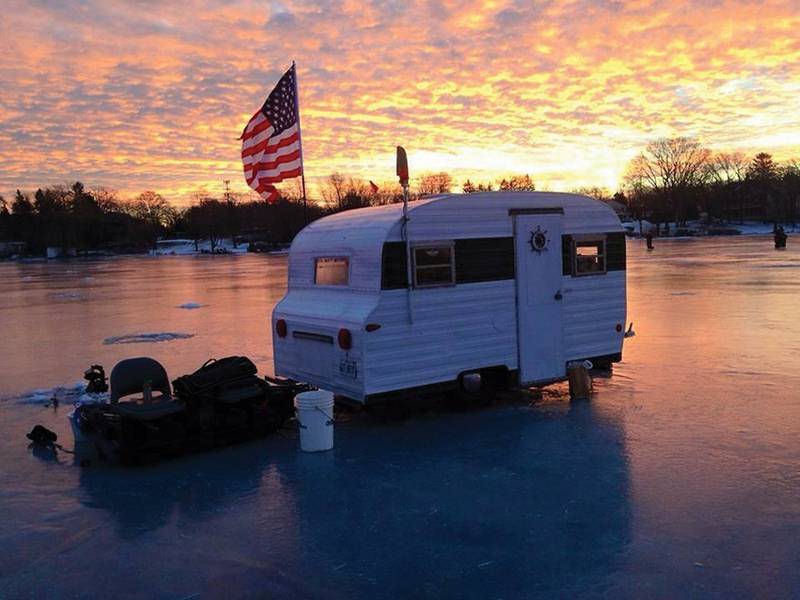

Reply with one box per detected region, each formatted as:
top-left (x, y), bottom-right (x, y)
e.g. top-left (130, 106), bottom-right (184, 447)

top-left (2, 223), bottom-right (795, 262)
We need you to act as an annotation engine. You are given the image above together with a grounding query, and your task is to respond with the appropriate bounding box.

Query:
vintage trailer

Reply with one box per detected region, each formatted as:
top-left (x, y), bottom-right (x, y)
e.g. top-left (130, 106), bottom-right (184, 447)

top-left (272, 192), bottom-right (627, 403)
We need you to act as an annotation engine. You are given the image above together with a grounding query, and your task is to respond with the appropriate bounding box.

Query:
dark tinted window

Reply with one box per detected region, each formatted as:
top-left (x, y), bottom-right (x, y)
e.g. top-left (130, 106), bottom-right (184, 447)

top-left (382, 237), bottom-right (515, 289)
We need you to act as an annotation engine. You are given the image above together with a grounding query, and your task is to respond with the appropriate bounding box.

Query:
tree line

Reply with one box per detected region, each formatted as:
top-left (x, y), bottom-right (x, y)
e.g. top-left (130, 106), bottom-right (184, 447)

top-left (0, 182), bottom-right (327, 255)
top-left (621, 138), bottom-right (799, 233)
top-left (2, 139), bottom-right (797, 255)
top-left (0, 171), bottom-right (535, 255)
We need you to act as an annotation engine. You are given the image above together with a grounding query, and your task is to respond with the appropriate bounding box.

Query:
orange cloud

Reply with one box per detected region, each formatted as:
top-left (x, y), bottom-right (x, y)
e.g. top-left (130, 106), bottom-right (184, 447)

top-left (0, 0), bottom-right (798, 204)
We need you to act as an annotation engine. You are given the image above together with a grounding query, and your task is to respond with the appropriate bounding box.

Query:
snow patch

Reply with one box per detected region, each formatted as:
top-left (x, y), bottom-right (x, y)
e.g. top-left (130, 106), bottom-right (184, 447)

top-left (50, 291), bottom-right (86, 301)
top-left (2, 382), bottom-right (108, 406)
top-left (150, 238), bottom-right (249, 256)
top-left (103, 332), bottom-right (195, 345)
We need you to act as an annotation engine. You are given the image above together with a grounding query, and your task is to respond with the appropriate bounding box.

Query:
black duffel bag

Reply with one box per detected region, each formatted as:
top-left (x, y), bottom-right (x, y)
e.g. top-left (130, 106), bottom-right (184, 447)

top-left (173, 356), bottom-right (259, 402)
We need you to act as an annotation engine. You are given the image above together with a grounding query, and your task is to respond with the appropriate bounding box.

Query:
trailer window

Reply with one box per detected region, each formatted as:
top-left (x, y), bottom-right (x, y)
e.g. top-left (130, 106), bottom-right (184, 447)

top-left (315, 257), bottom-right (349, 286)
top-left (413, 244), bottom-right (455, 287)
top-left (573, 238), bottom-right (606, 275)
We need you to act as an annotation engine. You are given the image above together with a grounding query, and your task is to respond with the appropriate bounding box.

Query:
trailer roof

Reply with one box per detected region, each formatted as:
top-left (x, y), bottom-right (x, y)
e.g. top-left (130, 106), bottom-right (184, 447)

top-left (293, 192), bottom-right (621, 250)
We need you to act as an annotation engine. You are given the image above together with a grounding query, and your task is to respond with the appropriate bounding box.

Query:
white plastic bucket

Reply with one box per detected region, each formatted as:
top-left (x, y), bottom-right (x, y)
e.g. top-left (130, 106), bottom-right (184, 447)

top-left (295, 390), bottom-right (335, 452)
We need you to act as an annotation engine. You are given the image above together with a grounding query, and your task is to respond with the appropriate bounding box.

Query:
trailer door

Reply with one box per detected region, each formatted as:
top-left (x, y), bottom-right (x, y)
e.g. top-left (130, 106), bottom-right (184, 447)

top-left (513, 211), bottom-right (565, 384)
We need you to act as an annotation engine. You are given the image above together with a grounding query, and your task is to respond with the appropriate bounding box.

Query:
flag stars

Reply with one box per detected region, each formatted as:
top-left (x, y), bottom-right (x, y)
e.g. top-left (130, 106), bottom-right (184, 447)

top-left (259, 66), bottom-right (298, 135)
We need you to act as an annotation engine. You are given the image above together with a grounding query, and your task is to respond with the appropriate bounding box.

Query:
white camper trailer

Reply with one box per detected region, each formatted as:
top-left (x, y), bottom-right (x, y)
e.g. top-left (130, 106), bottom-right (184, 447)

top-left (272, 192), bottom-right (627, 403)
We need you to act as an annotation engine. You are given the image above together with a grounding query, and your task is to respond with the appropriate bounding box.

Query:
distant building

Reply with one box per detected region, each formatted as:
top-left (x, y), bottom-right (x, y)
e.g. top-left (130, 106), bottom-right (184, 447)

top-left (0, 241), bottom-right (26, 258)
top-left (46, 246), bottom-right (77, 259)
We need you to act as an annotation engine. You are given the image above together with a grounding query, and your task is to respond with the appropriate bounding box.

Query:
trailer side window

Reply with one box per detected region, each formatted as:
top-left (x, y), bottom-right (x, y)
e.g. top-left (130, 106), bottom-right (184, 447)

top-left (315, 257), bottom-right (349, 286)
top-left (573, 237), bottom-right (606, 275)
top-left (413, 243), bottom-right (455, 287)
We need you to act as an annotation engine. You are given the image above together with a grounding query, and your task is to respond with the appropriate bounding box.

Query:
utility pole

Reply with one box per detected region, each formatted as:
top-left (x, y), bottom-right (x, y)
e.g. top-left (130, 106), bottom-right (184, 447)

top-left (223, 179), bottom-right (238, 248)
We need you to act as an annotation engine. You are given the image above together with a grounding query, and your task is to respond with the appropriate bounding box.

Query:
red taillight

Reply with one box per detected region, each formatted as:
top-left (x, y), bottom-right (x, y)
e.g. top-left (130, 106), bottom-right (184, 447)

top-left (276, 319), bottom-right (287, 338)
top-left (338, 328), bottom-right (352, 350)
top-left (615, 323), bottom-right (623, 332)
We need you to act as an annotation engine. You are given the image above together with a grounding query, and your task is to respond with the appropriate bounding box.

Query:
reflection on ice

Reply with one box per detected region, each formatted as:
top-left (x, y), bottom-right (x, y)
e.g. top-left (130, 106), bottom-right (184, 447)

top-left (56, 399), bottom-right (630, 597)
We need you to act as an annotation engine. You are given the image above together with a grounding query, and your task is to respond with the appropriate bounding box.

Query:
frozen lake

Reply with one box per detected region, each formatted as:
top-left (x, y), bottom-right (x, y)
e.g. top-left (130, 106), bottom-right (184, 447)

top-left (1, 237), bottom-right (799, 598)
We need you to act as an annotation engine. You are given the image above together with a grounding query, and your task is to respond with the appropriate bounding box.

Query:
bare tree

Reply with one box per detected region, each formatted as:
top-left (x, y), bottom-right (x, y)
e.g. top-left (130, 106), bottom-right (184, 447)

top-left (625, 137), bottom-right (710, 225)
top-left (462, 179), bottom-right (495, 193)
top-left (90, 187), bottom-right (120, 213)
top-left (320, 173), bottom-right (371, 211)
top-left (184, 199), bottom-right (226, 251)
top-left (705, 152), bottom-right (748, 185)
top-left (573, 186), bottom-right (611, 201)
top-left (368, 181), bottom-right (404, 205)
top-left (418, 172), bottom-right (453, 196)
top-left (320, 173), bottom-right (347, 209)
top-left (498, 174), bottom-right (536, 191)
top-left (703, 152), bottom-right (748, 223)
top-left (129, 191), bottom-right (177, 229)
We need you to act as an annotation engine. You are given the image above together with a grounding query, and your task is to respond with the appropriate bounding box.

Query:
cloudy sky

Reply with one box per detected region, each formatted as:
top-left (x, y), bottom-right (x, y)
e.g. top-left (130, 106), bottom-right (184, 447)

top-left (1, 0), bottom-right (799, 204)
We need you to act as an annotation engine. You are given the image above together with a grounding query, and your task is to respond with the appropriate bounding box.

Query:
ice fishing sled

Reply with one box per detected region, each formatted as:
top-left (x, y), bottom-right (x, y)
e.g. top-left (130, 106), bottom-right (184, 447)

top-left (71, 356), bottom-right (307, 464)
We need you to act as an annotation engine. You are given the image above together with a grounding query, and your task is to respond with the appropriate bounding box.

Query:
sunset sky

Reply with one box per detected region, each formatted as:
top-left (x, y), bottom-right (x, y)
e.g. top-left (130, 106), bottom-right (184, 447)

top-left (1, 0), bottom-right (799, 205)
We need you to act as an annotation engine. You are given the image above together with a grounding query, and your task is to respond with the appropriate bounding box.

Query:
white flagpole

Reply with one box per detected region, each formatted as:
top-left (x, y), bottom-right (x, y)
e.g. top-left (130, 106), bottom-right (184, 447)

top-left (397, 146), bottom-right (413, 324)
top-left (292, 61), bottom-right (308, 226)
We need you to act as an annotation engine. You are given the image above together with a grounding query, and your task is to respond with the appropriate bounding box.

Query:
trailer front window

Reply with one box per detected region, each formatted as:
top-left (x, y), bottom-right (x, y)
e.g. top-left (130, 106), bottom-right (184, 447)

top-left (413, 243), bottom-right (455, 287)
top-left (315, 257), bottom-right (349, 286)
top-left (573, 238), bottom-right (606, 275)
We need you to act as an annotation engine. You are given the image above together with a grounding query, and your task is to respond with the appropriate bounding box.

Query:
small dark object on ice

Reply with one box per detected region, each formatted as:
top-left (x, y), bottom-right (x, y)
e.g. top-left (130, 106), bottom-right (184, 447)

top-left (27, 425), bottom-right (58, 447)
top-left (84, 364), bottom-right (108, 393)
top-left (774, 226), bottom-right (787, 249)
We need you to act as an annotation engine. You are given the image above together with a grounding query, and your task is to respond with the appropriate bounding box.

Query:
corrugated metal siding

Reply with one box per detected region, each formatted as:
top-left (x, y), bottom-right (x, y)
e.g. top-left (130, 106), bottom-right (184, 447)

top-left (274, 322), bottom-right (365, 399)
top-left (272, 288), bottom-right (378, 398)
top-left (274, 193), bottom-right (626, 400)
top-left (288, 199), bottom-right (438, 292)
top-left (386, 193), bottom-right (623, 243)
top-left (363, 281), bottom-right (518, 395)
top-left (561, 271), bottom-right (626, 361)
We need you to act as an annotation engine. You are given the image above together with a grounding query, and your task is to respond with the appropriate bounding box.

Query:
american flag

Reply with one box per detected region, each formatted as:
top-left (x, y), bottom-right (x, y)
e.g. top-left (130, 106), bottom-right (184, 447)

top-left (241, 64), bottom-right (303, 203)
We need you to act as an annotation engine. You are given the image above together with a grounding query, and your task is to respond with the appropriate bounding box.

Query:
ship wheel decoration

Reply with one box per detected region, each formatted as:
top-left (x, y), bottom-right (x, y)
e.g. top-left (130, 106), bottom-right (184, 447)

top-left (529, 226), bottom-right (549, 254)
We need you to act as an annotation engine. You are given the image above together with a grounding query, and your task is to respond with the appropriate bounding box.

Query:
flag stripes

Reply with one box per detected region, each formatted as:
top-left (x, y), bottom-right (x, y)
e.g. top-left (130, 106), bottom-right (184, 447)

top-left (240, 65), bottom-right (303, 203)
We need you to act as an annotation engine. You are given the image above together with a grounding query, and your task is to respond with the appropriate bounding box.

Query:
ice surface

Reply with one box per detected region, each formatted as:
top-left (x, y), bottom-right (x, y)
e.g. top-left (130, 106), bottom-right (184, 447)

top-left (1, 240), bottom-right (800, 597)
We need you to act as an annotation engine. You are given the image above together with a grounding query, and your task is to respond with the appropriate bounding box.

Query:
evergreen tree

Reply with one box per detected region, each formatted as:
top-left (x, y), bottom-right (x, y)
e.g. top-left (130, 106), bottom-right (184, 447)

top-left (11, 190), bottom-right (33, 216)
